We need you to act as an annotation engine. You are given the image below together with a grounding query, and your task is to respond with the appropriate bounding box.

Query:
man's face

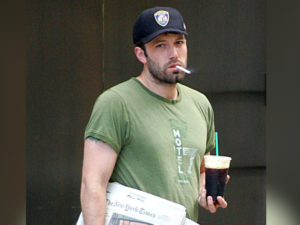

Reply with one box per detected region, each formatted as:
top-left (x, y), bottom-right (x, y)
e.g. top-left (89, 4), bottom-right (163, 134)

top-left (145, 33), bottom-right (188, 84)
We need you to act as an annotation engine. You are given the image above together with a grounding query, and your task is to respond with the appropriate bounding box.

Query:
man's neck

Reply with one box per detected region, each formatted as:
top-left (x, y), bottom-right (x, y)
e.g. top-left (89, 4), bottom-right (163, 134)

top-left (136, 72), bottom-right (178, 100)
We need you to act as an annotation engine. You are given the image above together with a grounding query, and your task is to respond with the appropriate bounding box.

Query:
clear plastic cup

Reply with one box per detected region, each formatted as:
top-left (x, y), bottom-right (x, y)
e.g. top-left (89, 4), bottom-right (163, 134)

top-left (204, 155), bottom-right (232, 203)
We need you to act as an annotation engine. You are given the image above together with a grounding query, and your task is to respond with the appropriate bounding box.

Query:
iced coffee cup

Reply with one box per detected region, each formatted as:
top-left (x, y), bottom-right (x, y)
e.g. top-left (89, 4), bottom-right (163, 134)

top-left (204, 155), bottom-right (232, 203)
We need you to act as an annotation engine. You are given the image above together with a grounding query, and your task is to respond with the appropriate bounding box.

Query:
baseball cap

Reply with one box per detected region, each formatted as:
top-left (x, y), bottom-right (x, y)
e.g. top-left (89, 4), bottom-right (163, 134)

top-left (133, 6), bottom-right (188, 45)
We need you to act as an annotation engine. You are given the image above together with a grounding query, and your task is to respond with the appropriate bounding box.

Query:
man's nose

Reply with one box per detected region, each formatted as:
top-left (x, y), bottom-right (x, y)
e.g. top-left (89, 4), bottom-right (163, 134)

top-left (169, 46), bottom-right (179, 59)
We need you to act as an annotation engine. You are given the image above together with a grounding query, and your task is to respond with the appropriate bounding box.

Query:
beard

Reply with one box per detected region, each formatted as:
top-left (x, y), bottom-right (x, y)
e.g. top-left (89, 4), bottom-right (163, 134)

top-left (147, 56), bottom-right (187, 85)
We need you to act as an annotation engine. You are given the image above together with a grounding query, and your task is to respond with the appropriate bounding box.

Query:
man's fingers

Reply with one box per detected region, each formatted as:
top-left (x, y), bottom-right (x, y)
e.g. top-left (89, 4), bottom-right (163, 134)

top-left (199, 188), bottom-right (208, 208)
top-left (199, 187), bottom-right (228, 213)
top-left (226, 175), bottom-right (230, 184)
top-left (217, 196), bottom-right (228, 208)
top-left (207, 196), bottom-right (217, 213)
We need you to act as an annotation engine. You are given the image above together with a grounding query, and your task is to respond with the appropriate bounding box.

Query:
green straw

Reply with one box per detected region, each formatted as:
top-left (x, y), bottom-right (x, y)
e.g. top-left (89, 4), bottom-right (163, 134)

top-left (215, 132), bottom-right (219, 156)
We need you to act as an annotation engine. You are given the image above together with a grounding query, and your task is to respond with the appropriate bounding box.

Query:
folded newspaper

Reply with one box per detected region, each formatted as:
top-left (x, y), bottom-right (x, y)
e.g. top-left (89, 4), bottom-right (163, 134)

top-left (76, 182), bottom-right (199, 225)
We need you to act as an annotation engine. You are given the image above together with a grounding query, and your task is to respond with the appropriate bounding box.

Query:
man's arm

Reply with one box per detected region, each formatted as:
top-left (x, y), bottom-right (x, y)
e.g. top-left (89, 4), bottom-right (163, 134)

top-left (80, 137), bottom-right (118, 225)
top-left (198, 152), bottom-right (230, 213)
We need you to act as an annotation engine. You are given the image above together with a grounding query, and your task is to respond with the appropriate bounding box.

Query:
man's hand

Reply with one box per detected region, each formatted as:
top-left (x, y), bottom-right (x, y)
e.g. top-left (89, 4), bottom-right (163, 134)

top-left (198, 175), bottom-right (230, 213)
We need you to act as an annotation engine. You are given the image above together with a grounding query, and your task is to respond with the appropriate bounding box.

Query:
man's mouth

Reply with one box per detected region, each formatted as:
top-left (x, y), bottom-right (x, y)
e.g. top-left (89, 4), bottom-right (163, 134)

top-left (168, 63), bottom-right (181, 69)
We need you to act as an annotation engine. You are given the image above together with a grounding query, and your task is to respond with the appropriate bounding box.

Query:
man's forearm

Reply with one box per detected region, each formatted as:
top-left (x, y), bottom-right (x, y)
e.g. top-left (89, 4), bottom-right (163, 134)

top-left (81, 185), bottom-right (107, 225)
top-left (80, 137), bottom-right (118, 224)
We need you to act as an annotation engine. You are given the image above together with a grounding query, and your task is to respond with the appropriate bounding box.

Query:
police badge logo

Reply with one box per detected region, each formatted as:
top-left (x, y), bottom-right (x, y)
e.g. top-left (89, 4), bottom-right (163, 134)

top-left (154, 10), bottom-right (169, 27)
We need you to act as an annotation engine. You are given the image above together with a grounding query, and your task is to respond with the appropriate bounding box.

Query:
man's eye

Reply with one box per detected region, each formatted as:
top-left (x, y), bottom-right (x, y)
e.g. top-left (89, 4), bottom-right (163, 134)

top-left (156, 44), bottom-right (164, 48)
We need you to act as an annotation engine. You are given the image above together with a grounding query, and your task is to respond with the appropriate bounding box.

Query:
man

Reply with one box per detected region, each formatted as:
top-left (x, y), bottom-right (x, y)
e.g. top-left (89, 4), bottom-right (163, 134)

top-left (80, 6), bottom-right (229, 224)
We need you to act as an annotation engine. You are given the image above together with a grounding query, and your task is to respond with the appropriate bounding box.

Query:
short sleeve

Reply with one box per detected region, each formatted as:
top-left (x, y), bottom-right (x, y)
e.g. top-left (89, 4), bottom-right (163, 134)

top-left (84, 90), bottom-right (130, 154)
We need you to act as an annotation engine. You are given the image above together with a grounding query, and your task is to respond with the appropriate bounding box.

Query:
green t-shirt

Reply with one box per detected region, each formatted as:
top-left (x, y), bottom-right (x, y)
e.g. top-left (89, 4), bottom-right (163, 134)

top-left (85, 78), bottom-right (215, 221)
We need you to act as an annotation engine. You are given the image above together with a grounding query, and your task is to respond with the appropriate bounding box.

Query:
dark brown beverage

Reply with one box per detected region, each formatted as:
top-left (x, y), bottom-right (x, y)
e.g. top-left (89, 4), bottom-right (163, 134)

top-left (204, 155), bottom-right (232, 203)
top-left (205, 168), bottom-right (229, 203)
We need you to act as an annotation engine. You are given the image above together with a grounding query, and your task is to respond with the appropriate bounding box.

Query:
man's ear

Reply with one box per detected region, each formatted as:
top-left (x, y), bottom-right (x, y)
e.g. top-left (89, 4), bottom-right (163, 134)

top-left (134, 47), bottom-right (147, 64)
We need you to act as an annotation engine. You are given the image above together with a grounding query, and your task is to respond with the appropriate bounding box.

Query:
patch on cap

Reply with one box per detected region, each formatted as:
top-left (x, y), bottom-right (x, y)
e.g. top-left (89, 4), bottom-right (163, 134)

top-left (154, 10), bottom-right (169, 27)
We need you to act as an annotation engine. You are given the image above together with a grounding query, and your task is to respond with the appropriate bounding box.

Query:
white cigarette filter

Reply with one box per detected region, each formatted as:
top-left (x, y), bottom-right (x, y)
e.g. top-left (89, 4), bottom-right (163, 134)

top-left (175, 65), bottom-right (191, 74)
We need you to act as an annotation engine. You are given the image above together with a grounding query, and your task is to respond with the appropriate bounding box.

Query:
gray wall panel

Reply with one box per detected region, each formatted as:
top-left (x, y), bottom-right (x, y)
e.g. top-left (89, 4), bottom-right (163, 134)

top-left (206, 92), bottom-right (266, 167)
top-left (185, 0), bottom-right (266, 92)
top-left (26, 1), bottom-right (103, 223)
top-left (198, 167), bottom-right (266, 225)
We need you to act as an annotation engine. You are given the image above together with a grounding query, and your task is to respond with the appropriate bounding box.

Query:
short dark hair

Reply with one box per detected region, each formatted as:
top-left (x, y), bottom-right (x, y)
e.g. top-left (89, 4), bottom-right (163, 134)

top-left (135, 41), bottom-right (148, 57)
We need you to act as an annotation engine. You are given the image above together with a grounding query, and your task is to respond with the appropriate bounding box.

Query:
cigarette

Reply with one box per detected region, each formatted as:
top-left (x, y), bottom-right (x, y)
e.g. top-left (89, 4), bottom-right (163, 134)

top-left (175, 65), bottom-right (191, 74)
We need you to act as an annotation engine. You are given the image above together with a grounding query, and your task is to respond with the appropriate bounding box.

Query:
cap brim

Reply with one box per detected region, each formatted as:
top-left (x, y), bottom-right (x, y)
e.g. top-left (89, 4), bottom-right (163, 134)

top-left (140, 28), bottom-right (188, 44)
